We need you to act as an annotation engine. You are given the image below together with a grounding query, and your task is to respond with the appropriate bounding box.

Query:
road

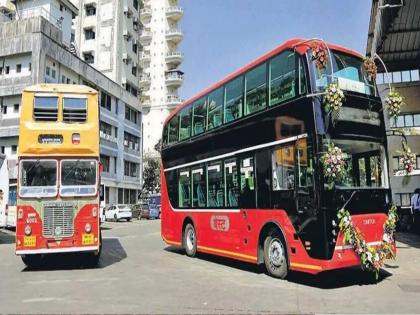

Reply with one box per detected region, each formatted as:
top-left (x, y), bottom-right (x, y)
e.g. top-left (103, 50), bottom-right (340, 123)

top-left (1, 220), bottom-right (420, 314)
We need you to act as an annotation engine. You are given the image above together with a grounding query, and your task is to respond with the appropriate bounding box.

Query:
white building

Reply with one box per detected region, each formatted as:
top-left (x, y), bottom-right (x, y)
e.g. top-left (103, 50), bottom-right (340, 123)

top-left (140, 0), bottom-right (184, 154)
top-left (0, 0), bottom-right (143, 206)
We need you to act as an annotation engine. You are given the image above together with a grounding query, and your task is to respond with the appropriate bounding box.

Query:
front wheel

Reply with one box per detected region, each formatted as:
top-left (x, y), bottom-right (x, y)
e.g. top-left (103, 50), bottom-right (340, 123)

top-left (263, 230), bottom-right (288, 279)
top-left (183, 223), bottom-right (197, 257)
top-left (21, 254), bottom-right (43, 269)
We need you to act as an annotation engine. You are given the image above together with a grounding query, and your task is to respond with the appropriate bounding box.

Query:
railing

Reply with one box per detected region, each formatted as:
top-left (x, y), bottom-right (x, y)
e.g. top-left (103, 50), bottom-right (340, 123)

top-left (139, 52), bottom-right (151, 60)
top-left (140, 8), bottom-right (152, 16)
top-left (166, 51), bottom-right (183, 58)
top-left (17, 7), bottom-right (64, 30)
top-left (165, 73), bottom-right (184, 81)
top-left (167, 95), bottom-right (182, 104)
top-left (166, 28), bottom-right (183, 37)
top-left (166, 6), bottom-right (183, 15)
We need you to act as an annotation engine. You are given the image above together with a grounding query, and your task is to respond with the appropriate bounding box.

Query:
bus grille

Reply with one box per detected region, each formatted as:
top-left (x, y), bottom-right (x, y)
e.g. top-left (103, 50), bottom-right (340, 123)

top-left (42, 202), bottom-right (74, 238)
top-left (63, 108), bottom-right (87, 122)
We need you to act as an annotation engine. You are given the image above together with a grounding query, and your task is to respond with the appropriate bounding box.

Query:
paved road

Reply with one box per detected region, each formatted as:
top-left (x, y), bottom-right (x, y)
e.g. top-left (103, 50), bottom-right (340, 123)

top-left (1, 220), bottom-right (420, 314)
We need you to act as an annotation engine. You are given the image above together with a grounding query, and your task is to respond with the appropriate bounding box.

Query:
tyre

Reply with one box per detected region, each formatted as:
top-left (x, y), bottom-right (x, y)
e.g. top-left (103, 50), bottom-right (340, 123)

top-left (127, 218), bottom-right (131, 222)
top-left (114, 214), bottom-right (118, 222)
top-left (21, 254), bottom-right (43, 269)
top-left (85, 230), bottom-right (102, 267)
top-left (183, 223), bottom-right (197, 257)
top-left (263, 229), bottom-right (288, 279)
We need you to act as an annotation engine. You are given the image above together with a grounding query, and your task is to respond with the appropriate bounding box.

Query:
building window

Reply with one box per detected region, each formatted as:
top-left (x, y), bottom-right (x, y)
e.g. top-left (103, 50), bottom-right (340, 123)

top-left (100, 92), bottom-right (112, 111)
top-left (85, 4), bottom-right (96, 16)
top-left (2, 106), bottom-right (7, 114)
top-left (84, 28), bottom-right (96, 40)
top-left (83, 52), bottom-right (94, 64)
top-left (29, 62), bottom-right (31, 71)
top-left (132, 42), bottom-right (137, 54)
top-left (60, 4), bottom-right (64, 11)
top-left (13, 104), bottom-right (19, 112)
top-left (51, 69), bottom-right (56, 78)
top-left (124, 161), bottom-right (138, 177)
top-left (62, 75), bottom-right (66, 83)
top-left (100, 155), bottom-right (110, 173)
top-left (391, 113), bottom-right (420, 128)
top-left (125, 106), bottom-right (138, 124)
top-left (5, 66), bottom-right (9, 74)
top-left (46, 66), bottom-right (50, 76)
top-left (16, 64), bottom-right (21, 73)
top-left (66, 78), bottom-right (71, 84)
top-left (0, 66), bottom-right (3, 74)
top-left (0, 146), bottom-right (4, 154)
top-left (124, 132), bottom-right (140, 151)
top-left (133, 0), bottom-right (138, 10)
top-left (11, 145), bottom-right (17, 154)
top-left (132, 66), bottom-right (137, 76)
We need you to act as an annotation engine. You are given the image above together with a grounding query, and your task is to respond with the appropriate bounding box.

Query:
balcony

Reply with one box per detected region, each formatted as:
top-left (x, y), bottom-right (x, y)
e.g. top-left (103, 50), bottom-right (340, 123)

top-left (166, 6), bottom-right (183, 21)
top-left (165, 51), bottom-right (183, 67)
top-left (166, 28), bottom-right (183, 44)
top-left (165, 71), bottom-right (184, 87)
top-left (139, 30), bottom-right (152, 45)
top-left (139, 74), bottom-right (151, 87)
top-left (140, 8), bottom-right (152, 22)
top-left (167, 95), bottom-right (183, 107)
top-left (139, 52), bottom-right (151, 65)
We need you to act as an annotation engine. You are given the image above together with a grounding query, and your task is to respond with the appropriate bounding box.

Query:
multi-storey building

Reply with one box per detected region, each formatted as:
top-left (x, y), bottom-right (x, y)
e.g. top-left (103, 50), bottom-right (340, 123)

top-left (0, 0), bottom-right (143, 205)
top-left (367, 0), bottom-right (420, 207)
top-left (140, 0), bottom-right (184, 154)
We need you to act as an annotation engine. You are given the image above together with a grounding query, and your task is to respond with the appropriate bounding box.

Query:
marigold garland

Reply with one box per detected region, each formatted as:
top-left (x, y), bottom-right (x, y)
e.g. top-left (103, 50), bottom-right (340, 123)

top-left (363, 57), bottom-right (378, 82)
top-left (385, 89), bottom-right (404, 121)
top-left (337, 205), bottom-right (397, 279)
top-left (324, 83), bottom-right (345, 126)
top-left (311, 42), bottom-right (329, 70)
top-left (320, 142), bottom-right (347, 188)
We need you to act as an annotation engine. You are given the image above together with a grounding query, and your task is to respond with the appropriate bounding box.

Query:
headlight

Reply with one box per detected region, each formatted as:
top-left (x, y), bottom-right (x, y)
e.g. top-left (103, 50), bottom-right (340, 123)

top-left (24, 225), bottom-right (32, 236)
top-left (92, 207), bottom-right (98, 217)
top-left (85, 223), bottom-right (92, 233)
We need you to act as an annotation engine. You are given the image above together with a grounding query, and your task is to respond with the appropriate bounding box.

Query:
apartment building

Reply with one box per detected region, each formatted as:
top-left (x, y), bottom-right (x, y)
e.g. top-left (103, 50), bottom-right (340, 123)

top-left (367, 0), bottom-right (420, 207)
top-left (140, 0), bottom-right (184, 154)
top-left (0, 0), bottom-right (143, 205)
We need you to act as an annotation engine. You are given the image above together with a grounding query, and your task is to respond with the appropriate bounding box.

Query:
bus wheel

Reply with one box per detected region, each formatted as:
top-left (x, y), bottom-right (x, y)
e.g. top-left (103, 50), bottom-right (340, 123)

top-left (21, 254), bottom-right (43, 269)
top-left (183, 223), bottom-right (197, 257)
top-left (263, 230), bottom-right (288, 279)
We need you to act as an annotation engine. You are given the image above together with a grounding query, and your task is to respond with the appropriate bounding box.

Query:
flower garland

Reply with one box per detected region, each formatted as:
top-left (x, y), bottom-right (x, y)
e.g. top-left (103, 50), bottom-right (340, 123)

top-left (320, 142), bottom-right (347, 188)
top-left (324, 83), bottom-right (345, 125)
top-left (363, 57), bottom-right (377, 82)
top-left (337, 205), bottom-right (397, 278)
top-left (385, 89), bottom-right (404, 121)
top-left (311, 42), bottom-right (329, 70)
top-left (398, 141), bottom-right (416, 175)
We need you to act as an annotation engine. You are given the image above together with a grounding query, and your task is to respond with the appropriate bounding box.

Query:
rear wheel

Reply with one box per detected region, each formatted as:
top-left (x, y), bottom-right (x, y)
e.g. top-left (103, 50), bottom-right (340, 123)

top-left (183, 223), bottom-right (197, 257)
top-left (21, 254), bottom-right (43, 269)
top-left (127, 218), bottom-right (131, 222)
top-left (114, 214), bottom-right (118, 222)
top-left (263, 230), bottom-right (288, 279)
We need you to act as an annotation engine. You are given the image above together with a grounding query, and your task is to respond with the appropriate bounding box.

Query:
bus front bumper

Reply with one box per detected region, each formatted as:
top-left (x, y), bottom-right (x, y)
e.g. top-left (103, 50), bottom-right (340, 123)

top-left (16, 245), bottom-right (100, 256)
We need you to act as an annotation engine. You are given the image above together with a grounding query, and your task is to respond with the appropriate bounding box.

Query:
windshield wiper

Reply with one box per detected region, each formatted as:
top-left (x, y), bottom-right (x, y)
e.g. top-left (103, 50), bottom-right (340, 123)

top-left (63, 159), bottom-right (81, 182)
top-left (24, 159), bottom-right (41, 177)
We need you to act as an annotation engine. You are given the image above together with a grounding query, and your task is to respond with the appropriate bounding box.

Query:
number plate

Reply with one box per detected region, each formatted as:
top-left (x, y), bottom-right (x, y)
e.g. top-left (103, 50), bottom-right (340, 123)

top-left (82, 234), bottom-right (94, 245)
top-left (23, 236), bottom-right (36, 247)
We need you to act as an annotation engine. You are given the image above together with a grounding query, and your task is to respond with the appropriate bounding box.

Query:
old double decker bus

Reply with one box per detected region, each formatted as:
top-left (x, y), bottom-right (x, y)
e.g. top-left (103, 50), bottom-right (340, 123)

top-left (16, 84), bottom-right (101, 267)
top-left (161, 38), bottom-right (393, 278)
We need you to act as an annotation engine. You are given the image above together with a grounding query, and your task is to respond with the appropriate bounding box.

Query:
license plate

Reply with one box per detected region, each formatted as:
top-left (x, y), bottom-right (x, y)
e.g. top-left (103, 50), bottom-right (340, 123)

top-left (23, 236), bottom-right (36, 247)
top-left (82, 234), bottom-right (94, 245)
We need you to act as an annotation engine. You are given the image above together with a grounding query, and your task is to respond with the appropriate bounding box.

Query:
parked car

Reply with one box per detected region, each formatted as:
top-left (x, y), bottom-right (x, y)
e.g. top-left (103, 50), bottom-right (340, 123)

top-left (105, 204), bottom-right (132, 222)
top-left (134, 202), bottom-right (150, 220)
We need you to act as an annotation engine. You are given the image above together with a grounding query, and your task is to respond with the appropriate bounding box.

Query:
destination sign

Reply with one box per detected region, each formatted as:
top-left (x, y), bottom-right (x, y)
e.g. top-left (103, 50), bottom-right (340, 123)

top-left (38, 134), bottom-right (63, 145)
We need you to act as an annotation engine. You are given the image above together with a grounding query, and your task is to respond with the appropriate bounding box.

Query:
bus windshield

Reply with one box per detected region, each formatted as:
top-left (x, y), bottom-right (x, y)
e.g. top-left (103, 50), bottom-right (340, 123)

top-left (60, 160), bottom-right (97, 196)
top-left (312, 51), bottom-right (375, 96)
top-left (20, 160), bottom-right (57, 197)
top-left (324, 139), bottom-right (388, 189)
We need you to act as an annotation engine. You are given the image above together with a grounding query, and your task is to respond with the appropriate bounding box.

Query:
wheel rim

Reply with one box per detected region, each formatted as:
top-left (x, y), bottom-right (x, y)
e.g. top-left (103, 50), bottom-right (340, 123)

top-left (186, 228), bottom-right (195, 251)
top-left (268, 238), bottom-right (285, 268)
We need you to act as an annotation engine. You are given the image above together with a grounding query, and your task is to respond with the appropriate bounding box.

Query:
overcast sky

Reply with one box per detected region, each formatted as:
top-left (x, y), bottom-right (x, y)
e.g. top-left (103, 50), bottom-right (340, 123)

top-left (179, 0), bottom-right (372, 99)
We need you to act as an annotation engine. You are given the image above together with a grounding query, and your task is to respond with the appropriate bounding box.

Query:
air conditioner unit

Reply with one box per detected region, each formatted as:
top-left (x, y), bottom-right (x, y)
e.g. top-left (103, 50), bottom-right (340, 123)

top-left (122, 77), bottom-right (127, 84)
top-left (123, 5), bottom-right (129, 13)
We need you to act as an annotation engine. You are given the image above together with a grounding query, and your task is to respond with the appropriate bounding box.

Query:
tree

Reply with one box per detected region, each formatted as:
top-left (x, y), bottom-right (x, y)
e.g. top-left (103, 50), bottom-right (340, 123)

top-left (141, 139), bottom-right (162, 200)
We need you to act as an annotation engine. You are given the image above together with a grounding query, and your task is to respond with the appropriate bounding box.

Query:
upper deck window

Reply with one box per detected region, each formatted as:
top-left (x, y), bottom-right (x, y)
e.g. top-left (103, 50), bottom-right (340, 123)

top-left (207, 87), bottom-right (224, 130)
top-left (245, 63), bottom-right (267, 115)
top-left (33, 96), bottom-right (58, 121)
top-left (192, 97), bottom-right (207, 136)
top-left (168, 115), bottom-right (179, 144)
top-left (63, 97), bottom-right (87, 123)
top-left (269, 51), bottom-right (296, 106)
top-left (179, 106), bottom-right (191, 141)
top-left (225, 76), bottom-right (243, 123)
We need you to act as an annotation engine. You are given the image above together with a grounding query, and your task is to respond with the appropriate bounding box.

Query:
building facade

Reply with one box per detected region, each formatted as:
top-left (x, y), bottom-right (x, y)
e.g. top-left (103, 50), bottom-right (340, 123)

top-left (0, 0), bottom-right (143, 206)
top-left (367, 0), bottom-right (420, 207)
top-left (140, 0), bottom-right (184, 155)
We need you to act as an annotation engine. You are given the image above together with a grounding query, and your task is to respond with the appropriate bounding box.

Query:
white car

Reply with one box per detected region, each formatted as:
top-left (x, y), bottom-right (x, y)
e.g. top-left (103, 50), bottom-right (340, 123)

top-left (105, 204), bottom-right (132, 222)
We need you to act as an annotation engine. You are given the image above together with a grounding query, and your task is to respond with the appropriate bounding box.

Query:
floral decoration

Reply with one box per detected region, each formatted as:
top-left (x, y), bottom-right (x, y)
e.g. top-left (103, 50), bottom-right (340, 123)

top-left (385, 89), bottom-right (404, 121)
top-left (311, 42), bottom-right (329, 70)
top-left (337, 205), bottom-right (397, 278)
top-left (320, 142), bottom-right (347, 188)
top-left (324, 82), bottom-right (345, 125)
top-left (363, 57), bottom-right (377, 82)
top-left (398, 141), bottom-right (416, 175)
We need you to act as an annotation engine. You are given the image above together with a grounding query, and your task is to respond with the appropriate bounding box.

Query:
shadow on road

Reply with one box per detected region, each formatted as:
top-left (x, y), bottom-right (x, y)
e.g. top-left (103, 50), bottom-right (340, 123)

top-left (396, 232), bottom-right (420, 250)
top-left (165, 245), bottom-right (391, 288)
top-left (21, 238), bottom-right (127, 272)
top-left (0, 230), bottom-right (15, 244)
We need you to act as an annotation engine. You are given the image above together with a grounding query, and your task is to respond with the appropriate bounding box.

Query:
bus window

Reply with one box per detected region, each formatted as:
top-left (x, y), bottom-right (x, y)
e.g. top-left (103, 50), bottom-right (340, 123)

top-left (297, 139), bottom-right (313, 189)
top-left (207, 162), bottom-right (224, 207)
top-left (179, 106), bottom-right (192, 141)
top-left (225, 76), bottom-right (243, 123)
top-left (63, 97), bottom-right (87, 123)
top-left (168, 115), bottom-right (179, 144)
top-left (162, 125), bottom-right (169, 146)
top-left (20, 160), bottom-right (58, 197)
top-left (60, 160), bottom-right (97, 196)
top-left (192, 97), bottom-right (207, 136)
top-left (299, 57), bottom-right (307, 95)
top-left (245, 63), bottom-right (267, 115)
top-left (225, 159), bottom-right (239, 208)
top-left (33, 96), bottom-right (58, 121)
top-left (239, 157), bottom-right (256, 208)
top-left (178, 169), bottom-right (191, 207)
top-left (192, 166), bottom-right (206, 208)
top-left (207, 87), bottom-right (224, 130)
top-left (272, 145), bottom-right (295, 190)
top-left (269, 51), bottom-right (296, 106)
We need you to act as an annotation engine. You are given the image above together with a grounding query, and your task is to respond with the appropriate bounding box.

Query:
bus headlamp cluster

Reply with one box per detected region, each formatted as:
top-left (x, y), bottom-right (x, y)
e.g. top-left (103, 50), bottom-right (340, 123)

top-left (24, 225), bottom-right (32, 236)
top-left (85, 223), bottom-right (92, 233)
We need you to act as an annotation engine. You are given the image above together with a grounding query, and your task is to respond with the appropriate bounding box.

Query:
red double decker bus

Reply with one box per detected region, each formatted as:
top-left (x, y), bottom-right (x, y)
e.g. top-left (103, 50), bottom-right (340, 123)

top-left (160, 38), bottom-right (393, 278)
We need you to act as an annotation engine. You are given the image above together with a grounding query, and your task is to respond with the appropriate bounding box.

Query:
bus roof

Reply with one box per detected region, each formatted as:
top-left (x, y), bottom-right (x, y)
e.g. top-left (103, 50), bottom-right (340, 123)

top-left (165, 38), bottom-right (363, 124)
top-left (23, 84), bottom-right (97, 95)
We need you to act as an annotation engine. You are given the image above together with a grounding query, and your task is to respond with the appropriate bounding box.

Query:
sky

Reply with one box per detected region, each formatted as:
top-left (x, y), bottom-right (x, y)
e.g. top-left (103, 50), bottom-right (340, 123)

top-left (179, 0), bottom-right (372, 100)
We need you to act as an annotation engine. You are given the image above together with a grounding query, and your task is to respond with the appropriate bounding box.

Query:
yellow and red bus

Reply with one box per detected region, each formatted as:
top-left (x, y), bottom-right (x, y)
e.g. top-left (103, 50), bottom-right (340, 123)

top-left (161, 38), bottom-right (394, 278)
top-left (16, 84), bottom-right (101, 267)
